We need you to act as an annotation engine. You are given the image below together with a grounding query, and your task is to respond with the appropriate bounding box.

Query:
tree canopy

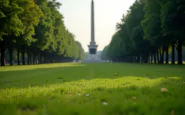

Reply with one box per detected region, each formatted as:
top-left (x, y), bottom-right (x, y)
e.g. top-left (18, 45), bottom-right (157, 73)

top-left (0, 0), bottom-right (85, 66)
top-left (102, 0), bottom-right (185, 64)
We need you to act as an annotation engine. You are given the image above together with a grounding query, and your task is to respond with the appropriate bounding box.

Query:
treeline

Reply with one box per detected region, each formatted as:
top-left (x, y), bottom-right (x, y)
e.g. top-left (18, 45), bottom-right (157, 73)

top-left (0, 0), bottom-right (85, 66)
top-left (102, 0), bottom-right (185, 64)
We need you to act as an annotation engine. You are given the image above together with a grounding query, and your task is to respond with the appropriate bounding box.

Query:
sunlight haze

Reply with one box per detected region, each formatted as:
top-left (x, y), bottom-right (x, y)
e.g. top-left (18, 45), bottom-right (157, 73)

top-left (59, 0), bottom-right (135, 52)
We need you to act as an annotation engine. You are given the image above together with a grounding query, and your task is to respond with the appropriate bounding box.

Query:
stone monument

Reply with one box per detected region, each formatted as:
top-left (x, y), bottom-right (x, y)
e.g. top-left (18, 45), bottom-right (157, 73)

top-left (85, 0), bottom-right (101, 61)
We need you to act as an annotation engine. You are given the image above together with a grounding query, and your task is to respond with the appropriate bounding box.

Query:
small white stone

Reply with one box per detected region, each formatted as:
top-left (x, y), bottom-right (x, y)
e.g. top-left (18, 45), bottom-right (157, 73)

top-left (102, 101), bottom-right (108, 105)
top-left (86, 94), bottom-right (90, 97)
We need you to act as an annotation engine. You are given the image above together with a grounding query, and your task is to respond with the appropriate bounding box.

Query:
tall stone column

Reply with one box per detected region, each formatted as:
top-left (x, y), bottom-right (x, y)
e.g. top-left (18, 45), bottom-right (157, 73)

top-left (88, 0), bottom-right (98, 56)
top-left (84, 0), bottom-right (103, 62)
top-left (91, 0), bottom-right (95, 43)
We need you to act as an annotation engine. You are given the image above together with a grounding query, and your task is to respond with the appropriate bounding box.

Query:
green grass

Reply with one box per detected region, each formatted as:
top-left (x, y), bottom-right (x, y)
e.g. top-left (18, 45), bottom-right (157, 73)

top-left (0, 63), bottom-right (185, 115)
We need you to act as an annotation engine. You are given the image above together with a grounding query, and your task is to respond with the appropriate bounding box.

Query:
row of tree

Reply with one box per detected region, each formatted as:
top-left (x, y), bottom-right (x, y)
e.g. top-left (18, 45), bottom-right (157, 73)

top-left (102, 0), bottom-right (185, 64)
top-left (0, 0), bottom-right (85, 66)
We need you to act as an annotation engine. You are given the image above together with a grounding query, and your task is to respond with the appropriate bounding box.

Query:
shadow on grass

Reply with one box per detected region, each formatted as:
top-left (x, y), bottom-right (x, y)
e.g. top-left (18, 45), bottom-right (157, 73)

top-left (0, 63), bottom-right (185, 89)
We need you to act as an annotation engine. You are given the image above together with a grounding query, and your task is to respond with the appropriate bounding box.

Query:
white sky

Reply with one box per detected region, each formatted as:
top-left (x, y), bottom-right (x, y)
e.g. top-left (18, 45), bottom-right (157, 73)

top-left (59, 0), bottom-right (135, 52)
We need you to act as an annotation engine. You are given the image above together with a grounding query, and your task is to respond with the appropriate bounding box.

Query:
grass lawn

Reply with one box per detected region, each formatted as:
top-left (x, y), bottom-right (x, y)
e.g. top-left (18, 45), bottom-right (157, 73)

top-left (0, 63), bottom-right (185, 115)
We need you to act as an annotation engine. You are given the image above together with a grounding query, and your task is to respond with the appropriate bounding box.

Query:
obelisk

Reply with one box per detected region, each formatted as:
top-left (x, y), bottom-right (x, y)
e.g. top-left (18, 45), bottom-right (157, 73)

top-left (84, 0), bottom-right (101, 62)
top-left (91, 0), bottom-right (95, 44)
top-left (88, 0), bottom-right (98, 56)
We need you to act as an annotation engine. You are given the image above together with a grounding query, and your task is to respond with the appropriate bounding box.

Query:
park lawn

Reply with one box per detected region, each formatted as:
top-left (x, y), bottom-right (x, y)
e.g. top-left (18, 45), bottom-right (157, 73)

top-left (0, 63), bottom-right (185, 115)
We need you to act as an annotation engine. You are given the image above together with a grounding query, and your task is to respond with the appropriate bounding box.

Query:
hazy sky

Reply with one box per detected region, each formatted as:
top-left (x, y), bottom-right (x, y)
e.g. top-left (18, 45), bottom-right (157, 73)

top-left (59, 0), bottom-right (135, 52)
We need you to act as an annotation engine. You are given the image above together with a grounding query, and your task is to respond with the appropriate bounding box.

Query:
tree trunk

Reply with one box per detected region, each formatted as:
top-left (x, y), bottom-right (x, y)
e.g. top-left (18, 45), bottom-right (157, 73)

top-left (150, 54), bottom-right (153, 63)
top-left (27, 49), bottom-right (29, 65)
top-left (133, 56), bottom-right (136, 63)
top-left (33, 52), bottom-right (36, 64)
top-left (9, 44), bottom-right (13, 66)
top-left (144, 54), bottom-right (148, 63)
top-left (165, 45), bottom-right (169, 64)
top-left (177, 40), bottom-right (182, 64)
top-left (30, 53), bottom-right (33, 64)
top-left (159, 50), bottom-right (161, 63)
top-left (43, 56), bottom-right (45, 64)
top-left (39, 54), bottom-right (42, 64)
top-left (160, 48), bottom-right (164, 64)
top-left (141, 56), bottom-right (143, 63)
top-left (156, 51), bottom-right (159, 64)
top-left (22, 45), bottom-right (25, 65)
top-left (148, 54), bottom-right (150, 63)
top-left (146, 54), bottom-right (150, 63)
top-left (29, 53), bottom-right (32, 65)
top-left (172, 43), bottom-right (175, 64)
top-left (17, 48), bottom-right (20, 65)
top-left (27, 53), bottom-right (30, 65)
top-left (0, 41), bottom-right (5, 66)
top-left (154, 53), bottom-right (157, 64)
top-left (137, 56), bottom-right (140, 63)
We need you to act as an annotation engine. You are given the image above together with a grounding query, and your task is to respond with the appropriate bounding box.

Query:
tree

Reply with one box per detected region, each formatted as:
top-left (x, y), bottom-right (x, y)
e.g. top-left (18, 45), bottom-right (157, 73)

top-left (101, 46), bottom-right (109, 60)
top-left (103, 0), bottom-right (185, 64)
top-left (158, 0), bottom-right (185, 64)
top-left (0, 0), bottom-right (84, 66)
top-left (141, 0), bottom-right (165, 64)
top-left (0, 0), bottom-right (23, 66)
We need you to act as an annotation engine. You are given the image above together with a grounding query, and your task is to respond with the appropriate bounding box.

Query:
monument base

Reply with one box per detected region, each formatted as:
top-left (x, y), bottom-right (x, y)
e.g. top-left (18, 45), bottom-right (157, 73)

top-left (83, 53), bottom-right (106, 63)
top-left (87, 54), bottom-right (100, 60)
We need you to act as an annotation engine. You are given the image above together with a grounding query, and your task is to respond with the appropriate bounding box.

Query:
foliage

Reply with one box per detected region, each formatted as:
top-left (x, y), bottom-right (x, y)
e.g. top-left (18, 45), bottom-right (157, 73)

top-left (102, 0), bottom-right (185, 64)
top-left (0, 0), bottom-right (24, 40)
top-left (0, 0), bottom-right (85, 66)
